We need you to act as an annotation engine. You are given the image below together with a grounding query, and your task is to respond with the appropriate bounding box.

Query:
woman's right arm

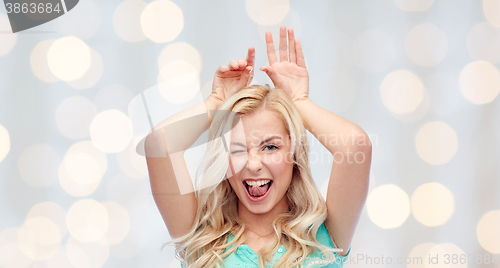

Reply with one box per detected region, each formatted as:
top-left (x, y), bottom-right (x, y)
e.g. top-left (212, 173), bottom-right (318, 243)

top-left (145, 47), bottom-right (255, 238)
top-left (144, 96), bottom-right (221, 238)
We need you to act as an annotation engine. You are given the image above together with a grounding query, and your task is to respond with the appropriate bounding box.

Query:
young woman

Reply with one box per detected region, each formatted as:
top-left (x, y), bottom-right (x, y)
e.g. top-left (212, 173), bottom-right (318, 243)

top-left (145, 26), bottom-right (372, 268)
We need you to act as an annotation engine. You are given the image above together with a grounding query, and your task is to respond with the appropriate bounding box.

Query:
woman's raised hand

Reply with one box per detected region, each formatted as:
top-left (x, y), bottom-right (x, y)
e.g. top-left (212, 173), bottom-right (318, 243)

top-left (260, 26), bottom-right (309, 103)
top-left (209, 47), bottom-right (255, 107)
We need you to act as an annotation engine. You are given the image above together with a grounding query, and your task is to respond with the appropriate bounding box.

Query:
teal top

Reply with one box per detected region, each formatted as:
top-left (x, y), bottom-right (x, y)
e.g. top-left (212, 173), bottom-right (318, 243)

top-left (180, 222), bottom-right (351, 268)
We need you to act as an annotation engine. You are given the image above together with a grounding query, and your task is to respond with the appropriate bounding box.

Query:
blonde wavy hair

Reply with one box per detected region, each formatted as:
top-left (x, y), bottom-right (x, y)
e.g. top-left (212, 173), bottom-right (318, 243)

top-left (166, 85), bottom-right (337, 267)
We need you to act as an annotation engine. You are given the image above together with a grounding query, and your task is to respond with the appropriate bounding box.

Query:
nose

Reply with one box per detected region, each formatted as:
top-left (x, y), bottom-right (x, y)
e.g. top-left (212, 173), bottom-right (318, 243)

top-left (245, 148), bottom-right (262, 172)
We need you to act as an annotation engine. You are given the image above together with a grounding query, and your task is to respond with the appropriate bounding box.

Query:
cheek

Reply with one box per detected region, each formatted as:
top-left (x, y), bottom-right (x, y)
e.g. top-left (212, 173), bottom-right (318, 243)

top-left (227, 176), bottom-right (240, 192)
top-left (226, 155), bottom-right (248, 178)
top-left (262, 153), bottom-right (294, 175)
top-left (268, 153), bottom-right (283, 164)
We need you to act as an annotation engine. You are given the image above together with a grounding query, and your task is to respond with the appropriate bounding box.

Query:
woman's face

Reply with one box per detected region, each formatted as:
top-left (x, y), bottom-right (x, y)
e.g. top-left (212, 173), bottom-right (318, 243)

top-left (226, 108), bottom-right (294, 215)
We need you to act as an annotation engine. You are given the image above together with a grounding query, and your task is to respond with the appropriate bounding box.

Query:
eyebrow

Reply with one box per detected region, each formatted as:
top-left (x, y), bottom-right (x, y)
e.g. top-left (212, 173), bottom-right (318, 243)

top-left (230, 136), bottom-right (282, 147)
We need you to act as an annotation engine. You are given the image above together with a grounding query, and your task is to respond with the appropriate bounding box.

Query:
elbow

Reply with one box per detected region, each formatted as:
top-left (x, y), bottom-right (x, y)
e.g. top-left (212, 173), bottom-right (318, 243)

top-left (351, 127), bottom-right (372, 156)
top-left (144, 128), bottom-right (168, 158)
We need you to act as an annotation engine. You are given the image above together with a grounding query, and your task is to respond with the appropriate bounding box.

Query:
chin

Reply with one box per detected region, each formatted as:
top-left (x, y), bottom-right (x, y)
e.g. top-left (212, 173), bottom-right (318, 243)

top-left (242, 200), bottom-right (275, 215)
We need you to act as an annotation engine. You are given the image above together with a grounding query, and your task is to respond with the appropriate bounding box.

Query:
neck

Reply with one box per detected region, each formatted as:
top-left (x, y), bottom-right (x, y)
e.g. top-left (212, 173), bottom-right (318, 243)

top-left (238, 195), bottom-right (289, 236)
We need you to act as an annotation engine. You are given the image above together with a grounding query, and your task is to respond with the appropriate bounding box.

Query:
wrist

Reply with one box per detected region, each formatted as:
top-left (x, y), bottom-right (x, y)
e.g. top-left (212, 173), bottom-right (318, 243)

top-left (205, 94), bottom-right (223, 111)
top-left (291, 94), bottom-right (310, 104)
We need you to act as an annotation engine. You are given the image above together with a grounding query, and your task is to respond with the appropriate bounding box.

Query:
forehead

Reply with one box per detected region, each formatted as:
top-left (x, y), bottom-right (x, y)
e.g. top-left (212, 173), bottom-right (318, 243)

top-left (230, 109), bottom-right (289, 142)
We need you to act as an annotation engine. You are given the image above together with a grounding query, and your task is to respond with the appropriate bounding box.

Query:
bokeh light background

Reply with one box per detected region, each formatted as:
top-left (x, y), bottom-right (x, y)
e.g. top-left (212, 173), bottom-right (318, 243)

top-left (1, 0), bottom-right (500, 267)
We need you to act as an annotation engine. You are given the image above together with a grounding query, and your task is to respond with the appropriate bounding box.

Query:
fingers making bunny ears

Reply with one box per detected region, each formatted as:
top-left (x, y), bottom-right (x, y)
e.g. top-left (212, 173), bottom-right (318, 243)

top-left (264, 26), bottom-right (306, 67)
top-left (243, 46), bottom-right (255, 87)
top-left (215, 46), bottom-right (255, 89)
top-left (217, 47), bottom-right (255, 72)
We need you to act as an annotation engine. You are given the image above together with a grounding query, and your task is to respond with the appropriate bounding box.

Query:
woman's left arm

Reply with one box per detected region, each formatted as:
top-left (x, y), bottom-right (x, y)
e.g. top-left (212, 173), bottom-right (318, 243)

top-left (294, 98), bottom-right (371, 256)
top-left (262, 26), bottom-right (371, 255)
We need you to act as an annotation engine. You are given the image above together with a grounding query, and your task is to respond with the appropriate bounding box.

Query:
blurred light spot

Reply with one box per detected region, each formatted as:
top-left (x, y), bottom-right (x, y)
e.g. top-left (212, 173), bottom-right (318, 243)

top-left (459, 61), bottom-right (500, 104)
top-left (415, 121), bottom-right (458, 165)
top-left (31, 40), bottom-right (59, 83)
top-left (90, 110), bottom-right (133, 153)
top-left (67, 236), bottom-right (109, 268)
top-left (313, 31), bottom-right (354, 72)
top-left (439, 243), bottom-right (467, 267)
top-left (113, 0), bottom-right (147, 42)
top-left (67, 141), bottom-right (108, 176)
top-left (0, 124), bottom-right (10, 163)
top-left (19, 228), bottom-right (42, 261)
top-left (19, 225), bottom-right (60, 261)
top-left (47, 36), bottom-right (91, 81)
top-left (466, 22), bottom-right (500, 64)
top-left (477, 210), bottom-right (500, 254)
top-left (56, 96), bottom-right (97, 140)
top-left (24, 217), bottom-right (61, 246)
top-left (245, 0), bottom-right (289, 25)
top-left (98, 202), bottom-right (130, 245)
top-left (63, 153), bottom-right (102, 185)
top-left (140, 0), bottom-right (183, 43)
top-left (62, 148), bottom-right (102, 185)
top-left (0, 14), bottom-right (17, 56)
top-left (58, 0), bottom-right (100, 39)
top-left (410, 243), bottom-right (467, 267)
top-left (66, 48), bottom-right (103, 89)
top-left (94, 84), bottom-right (135, 113)
top-left (158, 66), bottom-right (200, 104)
top-left (59, 164), bottom-right (101, 197)
top-left (67, 199), bottom-right (109, 243)
top-left (257, 8), bottom-right (301, 43)
top-left (394, 0), bottom-right (434, 11)
top-left (0, 228), bottom-right (34, 268)
top-left (406, 24), bottom-right (448, 67)
top-left (47, 245), bottom-right (90, 268)
top-left (407, 243), bottom-right (435, 268)
top-left (316, 70), bottom-right (356, 112)
top-left (116, 142), bottom-right (148, 179)
top-left (27, 202), bottom-right (68, 239)
top-left (380, 70), bottom-right (425, 114)
top-left (411, 183), bottom-right (455, 226)
top-left (483, 0), bottom-right (500, 27)
top-left (353, 30), bottom-right (396, 74)
top-left (427, 244), bottom-right (449, 267)
top-left (391, 85), bottom-right (430, 123)
top-left (59, 141), bottom-right (107, 197)
top-left (107, 174), bottom-right (150, 214)
top-left (66, 245), bottom-right (91, 268)
top-left (19, 144), bottom-right (60, 188)
top-left (158, 42), bottom-right (202, 73)
top-left (367, 184), bottom-right (410, 229)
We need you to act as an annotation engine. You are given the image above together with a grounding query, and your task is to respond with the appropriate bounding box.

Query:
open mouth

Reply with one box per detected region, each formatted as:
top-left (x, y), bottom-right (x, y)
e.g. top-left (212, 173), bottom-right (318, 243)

top-left (243, 179), bottom-right (273, 200)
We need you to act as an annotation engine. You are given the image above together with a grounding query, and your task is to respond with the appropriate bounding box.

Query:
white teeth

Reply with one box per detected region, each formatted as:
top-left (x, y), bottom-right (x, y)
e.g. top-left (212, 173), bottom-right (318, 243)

top-left (245, 180), bottom-right (270, 186)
